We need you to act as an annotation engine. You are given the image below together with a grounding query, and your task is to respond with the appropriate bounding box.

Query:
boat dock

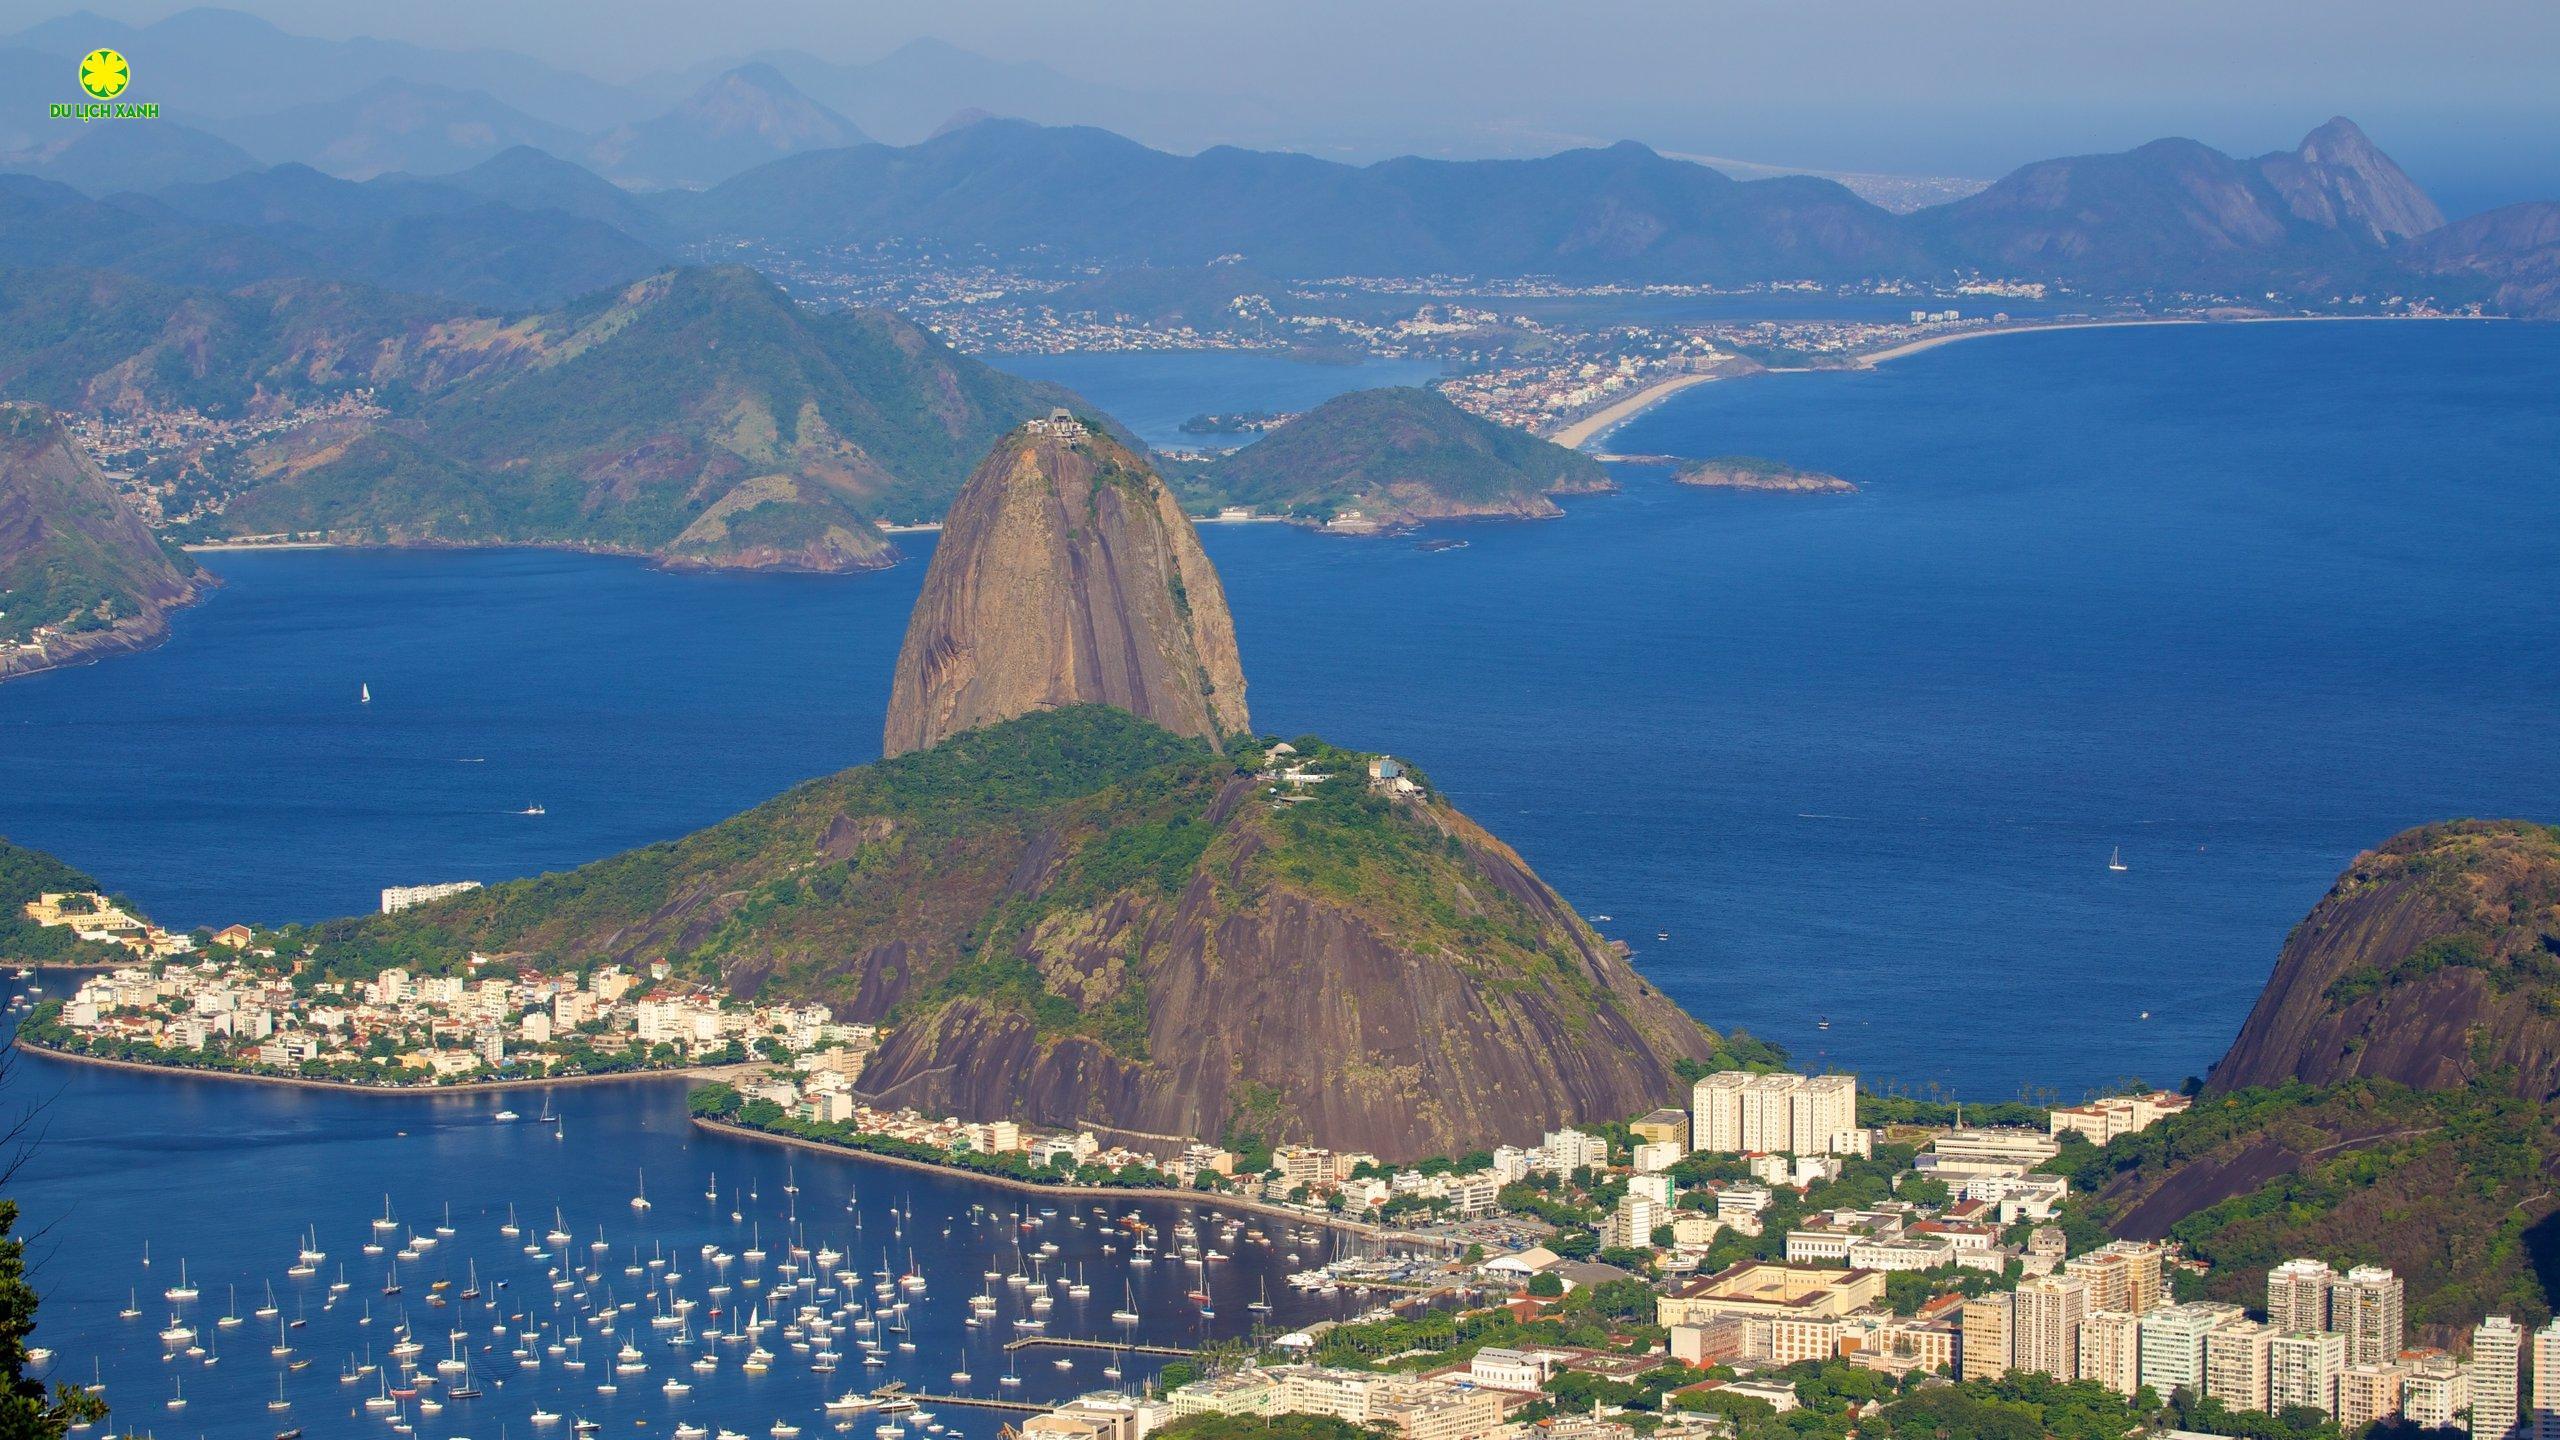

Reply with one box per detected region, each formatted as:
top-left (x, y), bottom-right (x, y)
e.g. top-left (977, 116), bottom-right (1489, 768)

top-left (1002, 1336), bottom-right (1199, 1358)
top-left (874, 1389), bottom-right (1049, 1414)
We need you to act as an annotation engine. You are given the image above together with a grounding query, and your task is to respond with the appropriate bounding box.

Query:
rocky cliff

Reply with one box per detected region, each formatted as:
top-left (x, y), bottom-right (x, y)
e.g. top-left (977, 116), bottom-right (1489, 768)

top-left (0, 404), bottom-right (209, 681)
top-left (2208, 820), bottom-right (2560, 1101)
top-left (343, 707), bottom-right (1722, 1160)
top-left (883, 424), bottom-right (1248, 756)
top-left (2057, 819), bottom-right (2560, 1332)
top-left (2255, 116), bottom-right (2446, 245)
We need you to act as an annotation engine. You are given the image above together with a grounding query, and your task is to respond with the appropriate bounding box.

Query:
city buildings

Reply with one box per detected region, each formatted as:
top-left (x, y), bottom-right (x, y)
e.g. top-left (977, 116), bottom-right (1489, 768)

top-left (2012, 1273), bottom-right (2091, 1381)
top-left (2473, 1316), bottom-right (2524, 1440)
top-left (1689, 1071), bottom-right (1858, 1157)
top-left (2046, 1091), bottom-right (2192, 1145)
top-left (379, 880), bottom-right (483, 913)
top-left (2138, 1302), bottom-right (2249, 1399)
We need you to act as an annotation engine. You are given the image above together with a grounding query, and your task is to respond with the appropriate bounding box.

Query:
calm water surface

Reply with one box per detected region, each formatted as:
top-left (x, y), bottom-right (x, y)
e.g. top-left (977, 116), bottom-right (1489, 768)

top-left (0, 324), bottom-right (2549, 1109)
top-left (1, 1011), bottom-right (1367, 1440)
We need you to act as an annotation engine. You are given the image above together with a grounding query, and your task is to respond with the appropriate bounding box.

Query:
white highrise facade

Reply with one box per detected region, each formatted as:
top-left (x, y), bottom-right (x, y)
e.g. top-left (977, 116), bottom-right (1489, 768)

top-left (2268, 1257), bottom-right (2336, 1333)
top-left (2270, 1330), bottom-right (2348, 1418)
top-left (2473, 1317), bottom-right (2523, 1440)
top-left (1689, 1070), bottom-right (1858, 1156)
top-left (2529, 1318), bottom-right (2560, 1440)
top-left (2334, 1265), bottom-right (2405, 1367)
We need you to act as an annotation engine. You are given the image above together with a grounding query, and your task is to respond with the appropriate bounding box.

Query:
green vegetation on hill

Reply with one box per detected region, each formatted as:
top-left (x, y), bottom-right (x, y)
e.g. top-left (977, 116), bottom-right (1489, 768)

top-left (323, 708), bottom-right (1613, 1041)
top-left (1190, 386), bottom-right (1609, 526)
top-left (0, 264), bottom-right (1086, 571)
top-left (1, 403), bottom-right (204, 647)
top-left (0, 840), bottom-right (130, 966)
top-left (2057, 1080), bottom-right (2560, 1328)
top-left (290, 705), bottom-right (1710, 1157)
top-left (199, 266), bottom-right (1080, 566)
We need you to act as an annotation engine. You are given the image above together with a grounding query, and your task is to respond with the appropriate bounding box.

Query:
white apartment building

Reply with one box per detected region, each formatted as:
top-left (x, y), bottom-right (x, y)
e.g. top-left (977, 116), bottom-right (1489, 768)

top-left (2335, 1265), bottom-right (2405, 1367)
top-left (1532, 1128), bottom-right (1607, 1176)
top-left (2013, 1273), bottom-right (2090, 1380)
top-left (2475, 1317), bottom-right (2524, 1440)
top-left (2531, 1318), bottom-right (2560, 1440)
top-left (1690, 1071), bottom-right (1857, 1157)
top-left (2268, 1257), bottom-right (2336, 1333)
top-left (2139, 1302), bottom-right (2249, 1399)
top-left (2078, 1310), bottom-right (2142, 1396)
top-left (2403, 1353), bottom-right (2470, 1432)
top-left (2271, 1330), bottom-right (2349, 1418)
top-left (2205, 1321), bottom-right (2276, 1415)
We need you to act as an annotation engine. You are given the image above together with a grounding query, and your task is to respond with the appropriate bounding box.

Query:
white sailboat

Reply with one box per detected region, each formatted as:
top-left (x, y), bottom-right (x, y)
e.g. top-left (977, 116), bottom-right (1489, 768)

top-left (2108, 846), bottom-right (2129, 872)
top-left (632, 1171), bottom-right (652, 1211)
top-left (360, 682), bottom-right (371, 704)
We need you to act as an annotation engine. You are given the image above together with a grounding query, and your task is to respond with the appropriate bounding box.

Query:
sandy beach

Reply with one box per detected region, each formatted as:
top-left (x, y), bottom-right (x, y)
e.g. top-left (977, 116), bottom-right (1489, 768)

top-left (1853, 317), bottom-right (2207, 367)
top-left (1550, 372), bottom-right (1721, 450)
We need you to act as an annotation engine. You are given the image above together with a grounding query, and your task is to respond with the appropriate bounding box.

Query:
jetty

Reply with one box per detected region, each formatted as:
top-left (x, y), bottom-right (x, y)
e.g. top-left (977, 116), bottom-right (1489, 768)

top-left (1003, 1336), bottom-right (1199, 1358)
top-left (878, 1389), bottom-right (1048, 1414)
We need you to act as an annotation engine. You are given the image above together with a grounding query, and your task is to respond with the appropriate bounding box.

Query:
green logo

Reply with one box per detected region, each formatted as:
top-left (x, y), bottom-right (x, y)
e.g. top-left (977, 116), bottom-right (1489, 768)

top-left (77, 48), bottom-right (128, 100)
top-left (49, 48), bottom-right (155, 122)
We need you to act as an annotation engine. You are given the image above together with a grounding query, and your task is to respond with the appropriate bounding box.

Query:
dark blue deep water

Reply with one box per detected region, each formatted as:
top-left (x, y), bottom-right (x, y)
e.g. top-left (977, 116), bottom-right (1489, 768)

top-left (3, 321), bottom-right (2556, 1099)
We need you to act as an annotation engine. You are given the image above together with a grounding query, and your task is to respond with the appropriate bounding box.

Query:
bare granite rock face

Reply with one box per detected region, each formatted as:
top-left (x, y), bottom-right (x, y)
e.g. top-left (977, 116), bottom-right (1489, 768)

top-left (2208, 820), bottom-right (2560, 1101)
top-left (850, 772), bottom-right (1715, 1159)
top-left (883, 424), bottom-right (1248, 756)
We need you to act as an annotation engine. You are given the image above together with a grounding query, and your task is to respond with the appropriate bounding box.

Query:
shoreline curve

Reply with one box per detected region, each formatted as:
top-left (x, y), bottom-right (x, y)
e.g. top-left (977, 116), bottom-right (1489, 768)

top-left (688, 1116), bottom-right (1455, 1251)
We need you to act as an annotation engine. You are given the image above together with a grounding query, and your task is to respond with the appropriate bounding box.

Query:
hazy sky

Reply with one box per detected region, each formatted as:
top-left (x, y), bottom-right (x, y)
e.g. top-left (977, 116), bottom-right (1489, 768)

top-left (12, 0), bottom-right (2558, 212)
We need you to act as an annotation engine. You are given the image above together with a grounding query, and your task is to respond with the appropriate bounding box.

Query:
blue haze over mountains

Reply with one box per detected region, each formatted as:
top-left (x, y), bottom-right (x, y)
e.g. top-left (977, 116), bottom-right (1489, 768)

top-left (0, 9), bottom-right (2552, 324)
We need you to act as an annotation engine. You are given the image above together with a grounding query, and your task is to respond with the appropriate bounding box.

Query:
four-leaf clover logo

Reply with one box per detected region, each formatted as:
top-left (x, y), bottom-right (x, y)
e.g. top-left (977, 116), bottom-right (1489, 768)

top-left (78, 48), bottom-right (129, 100)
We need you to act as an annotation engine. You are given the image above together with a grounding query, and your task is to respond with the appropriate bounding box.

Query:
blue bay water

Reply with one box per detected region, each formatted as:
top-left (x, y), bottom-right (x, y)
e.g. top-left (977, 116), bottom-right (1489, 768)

top-left (4, 319), bottom-right (2557, 1436)
top-left (1, 322), bottom-right (2553, 1104)
top-left (0, 1026), bottom-right (1366, 1440)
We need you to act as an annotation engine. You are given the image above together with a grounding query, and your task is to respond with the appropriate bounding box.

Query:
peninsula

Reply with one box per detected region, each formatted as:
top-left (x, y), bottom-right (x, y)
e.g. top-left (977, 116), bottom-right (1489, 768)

top-left (0, 404), bottom-right (211, 683)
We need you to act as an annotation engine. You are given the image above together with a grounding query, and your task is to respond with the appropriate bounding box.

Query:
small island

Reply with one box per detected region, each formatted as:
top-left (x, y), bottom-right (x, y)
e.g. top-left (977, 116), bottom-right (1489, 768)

top-left (1675, 455), bottom-right (1857, 494)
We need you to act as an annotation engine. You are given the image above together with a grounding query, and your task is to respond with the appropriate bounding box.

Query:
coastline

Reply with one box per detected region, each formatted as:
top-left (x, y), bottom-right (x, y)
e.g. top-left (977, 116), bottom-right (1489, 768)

top-left (16, 1035), bottom-right (760, 1097)
top-left (1550, 373), bottom-right (1720, 450)
top-left (1555, 314), bottom-right (2495, 452)
top-left (1852, 316), bottom-right (2205, 367)
top-left (689, 1116), bottom-right (1456, 1250)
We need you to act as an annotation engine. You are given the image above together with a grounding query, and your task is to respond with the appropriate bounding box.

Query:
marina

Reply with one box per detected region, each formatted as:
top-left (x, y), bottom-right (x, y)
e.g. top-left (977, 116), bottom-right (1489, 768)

top-left (1, 981), bottom-right (1386, 1440)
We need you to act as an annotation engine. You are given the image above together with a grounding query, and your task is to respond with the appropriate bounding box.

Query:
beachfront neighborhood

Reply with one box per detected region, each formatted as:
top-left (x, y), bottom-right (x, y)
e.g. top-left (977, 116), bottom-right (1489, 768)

top-left (21, 890), bottom-right (2559, 1440)
top-left (24, 886), bottom-right (873, 1083)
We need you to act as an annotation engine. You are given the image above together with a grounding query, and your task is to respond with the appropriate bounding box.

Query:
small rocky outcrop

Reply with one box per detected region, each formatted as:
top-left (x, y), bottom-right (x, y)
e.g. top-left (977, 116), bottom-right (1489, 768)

top-left (1675, 456), bottom-right (1855, 494)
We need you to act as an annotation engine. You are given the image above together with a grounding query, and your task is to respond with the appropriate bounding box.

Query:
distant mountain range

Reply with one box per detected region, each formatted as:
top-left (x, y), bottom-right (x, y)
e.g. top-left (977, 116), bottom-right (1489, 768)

top-left (0, 12), bottom-right (880, 191)
top-left (671, 115), bottom-right (2496, 298)
top-left (1, 9), bottom-right (2553, 319)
